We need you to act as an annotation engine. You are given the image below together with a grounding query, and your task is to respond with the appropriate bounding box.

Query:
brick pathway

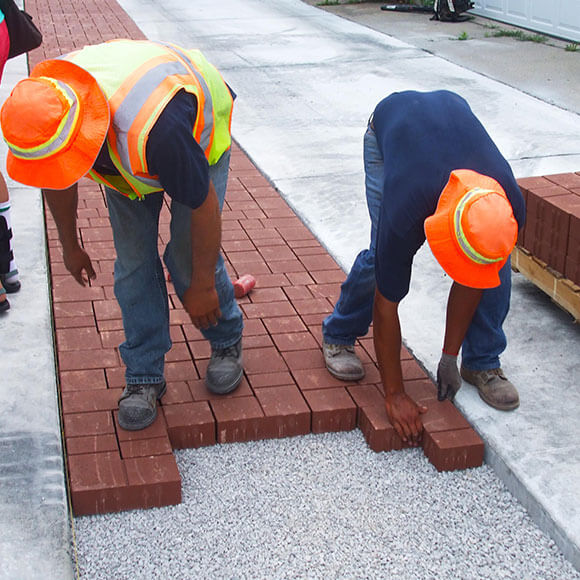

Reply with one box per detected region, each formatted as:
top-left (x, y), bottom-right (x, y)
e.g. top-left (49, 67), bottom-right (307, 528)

top-left (25, 0), bottom-right (484, 516)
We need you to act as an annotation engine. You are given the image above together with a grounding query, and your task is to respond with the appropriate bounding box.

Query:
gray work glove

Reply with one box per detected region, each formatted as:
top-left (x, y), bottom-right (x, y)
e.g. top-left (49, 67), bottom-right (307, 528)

top-left (437, 352), bottom-right (462, 401)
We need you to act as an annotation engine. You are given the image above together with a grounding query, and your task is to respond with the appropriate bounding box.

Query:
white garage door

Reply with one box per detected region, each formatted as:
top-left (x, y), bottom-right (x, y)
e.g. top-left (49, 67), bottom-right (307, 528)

top-left (471, 0), bottom-right (580, 43)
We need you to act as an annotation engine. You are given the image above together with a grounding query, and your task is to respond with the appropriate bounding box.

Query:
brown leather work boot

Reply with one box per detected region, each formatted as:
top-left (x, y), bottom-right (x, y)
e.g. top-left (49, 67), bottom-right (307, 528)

top-left (323, 341), bottom-right (365, 381)
top-left (460, 366), bottom-right (519, 411)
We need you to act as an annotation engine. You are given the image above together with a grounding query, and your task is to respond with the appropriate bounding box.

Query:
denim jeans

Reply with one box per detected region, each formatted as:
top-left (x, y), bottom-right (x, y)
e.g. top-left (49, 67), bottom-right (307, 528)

top-left (106, 149), bottom-right (243, 384)
top-left (322, 123), bottom-right (511, 371)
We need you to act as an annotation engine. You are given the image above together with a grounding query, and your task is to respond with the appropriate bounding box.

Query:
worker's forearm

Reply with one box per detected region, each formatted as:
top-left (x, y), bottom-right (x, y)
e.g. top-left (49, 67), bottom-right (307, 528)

top-left (189, 181), bottom-right (221, 289)
top-left (442, 282), bottom-right (483, 355)
top-left (373, 290), bottom-right (405, 397)
top-left (43, 185), bottom-right (81, 249)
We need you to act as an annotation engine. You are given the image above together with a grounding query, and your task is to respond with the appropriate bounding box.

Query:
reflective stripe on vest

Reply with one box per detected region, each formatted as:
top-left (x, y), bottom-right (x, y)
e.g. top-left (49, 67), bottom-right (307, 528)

top-left (453, 188), bottom-right (504, 265)
top-left (66, 40), bottom-right (233, 199)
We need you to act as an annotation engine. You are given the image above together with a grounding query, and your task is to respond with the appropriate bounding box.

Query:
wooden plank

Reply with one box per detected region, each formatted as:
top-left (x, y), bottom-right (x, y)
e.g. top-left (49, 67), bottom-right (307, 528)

top-left (512, 246), bottom-right (580, 322)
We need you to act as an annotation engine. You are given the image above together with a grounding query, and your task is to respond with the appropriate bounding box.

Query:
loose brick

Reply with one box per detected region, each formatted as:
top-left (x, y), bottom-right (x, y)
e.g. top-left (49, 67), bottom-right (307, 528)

top-left (286, 271), bottom-right (316, 285)
top-left (347, 384), bottom-right (384, 412)
top-left (283, 285), bottom-right (315, 301)
top-left (162, 381), bottom-right (194, 405)
top-left (262, 316), bottom-right (307, 334)
top-left (115, 411), bottom-right (169, 441)
top-left (188, 377), bottom-right (254, 401)
top-left (120, 436), bottom-right (173, 459)
top-left (63, 411), bottom-right (115, 438)
top-left (291, 298), bottom-right (333, 316)
top-left (242, 301), bottom-right (297, 319)
top-left (298, 254), bottom-right (340, 271)
top-left (358, 405), bottom-right (406, 453)
top-left (69, 451), bottom-right (128, 516)
top-left (421, 400), bottom-right (471, 434)
top-left (247, 371), bottom-right (296, 389)
top-left (211, 396), bottom-right (266, 443)
top-left (243, 347), bottom-right (289, 374)
top-left (59, 348), bottom-right (119, 371)
top-left (66, 434), bottom-right (118, 456)
top-left (165, 360), bottom-right (199, 382)
top-left (56, 326), bottom-right (103, 351)
top-left (255, 385), bottom-right (311, 439)
top-left (423, 428), bottom-right (484, 472)
top-left (404, 379), bottom-right (438, 404)
top-left (293, 368), bottom-right (355, 391)
top-left (124, 455), bottom-right (182, 510)
top-left (401, 359), bottom-right (429, 381)
top-left (247, 287), bottom-right (287, 303)
top-left (268, 259), bottom-right (306, 274)
top-left (272, 332), bottom-right (318, 352)
top-left (163, 402), bottom-right (216, 449)
top-left (282, 349), bottom-right (326, 371)
top-left (61, 388), bottom-right (123, 414)
top-left (60, 369), bottom-right (107, 392)
top-left (303, 388), bottom-right (357, 434)
top-left (243, 334), bottom-right (275, 349)
top-left (258, 246), bottom-right (297, 262)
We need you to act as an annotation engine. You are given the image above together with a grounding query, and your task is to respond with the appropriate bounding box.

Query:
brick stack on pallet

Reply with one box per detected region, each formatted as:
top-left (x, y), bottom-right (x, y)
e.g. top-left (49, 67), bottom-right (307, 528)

top-left (515, 173), bottom-right (580, 321)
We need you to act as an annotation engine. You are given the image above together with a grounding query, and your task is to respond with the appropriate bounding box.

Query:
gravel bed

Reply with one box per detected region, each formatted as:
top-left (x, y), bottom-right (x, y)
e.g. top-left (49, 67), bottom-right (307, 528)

top-left (74, 431), bottom-right (580, 579)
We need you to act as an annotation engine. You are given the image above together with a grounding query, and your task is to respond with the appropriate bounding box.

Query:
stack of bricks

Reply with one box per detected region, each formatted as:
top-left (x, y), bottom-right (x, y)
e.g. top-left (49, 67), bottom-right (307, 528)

top-left (515, 173), bottom-right (580, 319)
top-left (50, 142), bottom-right (485, 516)
top-left (517, 172), bottom-right (580, 285)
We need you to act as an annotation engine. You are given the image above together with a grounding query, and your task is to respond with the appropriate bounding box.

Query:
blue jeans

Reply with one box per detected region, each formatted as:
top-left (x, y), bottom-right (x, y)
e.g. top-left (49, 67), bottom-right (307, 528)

top-left (106, 149), bottom-right (243, 385)
top-left (322, 123), bottom-right (510, 371)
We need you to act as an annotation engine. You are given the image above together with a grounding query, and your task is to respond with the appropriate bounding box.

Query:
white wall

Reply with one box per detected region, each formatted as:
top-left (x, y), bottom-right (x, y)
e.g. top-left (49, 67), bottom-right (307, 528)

top-left (471, 0), bottom-right (580, 43)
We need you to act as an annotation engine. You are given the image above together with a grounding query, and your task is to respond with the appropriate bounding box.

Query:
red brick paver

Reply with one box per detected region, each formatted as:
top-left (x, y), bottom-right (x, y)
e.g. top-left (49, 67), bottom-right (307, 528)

top-left (26, 0), bottom-right (485, 516)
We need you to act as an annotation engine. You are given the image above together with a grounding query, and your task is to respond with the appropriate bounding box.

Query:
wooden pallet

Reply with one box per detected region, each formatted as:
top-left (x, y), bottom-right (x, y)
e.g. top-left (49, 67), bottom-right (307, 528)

top-left (512, 246), bottom-right (580, 322)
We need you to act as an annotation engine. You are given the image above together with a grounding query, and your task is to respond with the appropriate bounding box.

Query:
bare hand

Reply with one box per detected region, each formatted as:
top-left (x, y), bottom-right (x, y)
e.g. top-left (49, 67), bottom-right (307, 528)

top-left (62, 245), bottom-right (96, 286)
top-left (182, 284), bottom-right (221, 330)
top-left (385, 392), bottom-right (427, 446)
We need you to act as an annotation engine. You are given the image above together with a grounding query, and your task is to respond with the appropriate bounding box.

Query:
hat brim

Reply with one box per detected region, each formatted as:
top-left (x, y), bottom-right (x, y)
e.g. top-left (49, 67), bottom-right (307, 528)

top-left (6, 59), bottom-right (109, 190)
top-left (424, 170), bottom-right (508, 289)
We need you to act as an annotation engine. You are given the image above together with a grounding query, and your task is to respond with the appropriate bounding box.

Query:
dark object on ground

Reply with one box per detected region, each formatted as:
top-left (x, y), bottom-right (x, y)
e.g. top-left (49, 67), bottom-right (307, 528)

top-left (2, 279), bottom-right (20, 293)
top-left (381, 4), bottom-right (433, 13)
top-left (431, 0), bottom-right (474, 22)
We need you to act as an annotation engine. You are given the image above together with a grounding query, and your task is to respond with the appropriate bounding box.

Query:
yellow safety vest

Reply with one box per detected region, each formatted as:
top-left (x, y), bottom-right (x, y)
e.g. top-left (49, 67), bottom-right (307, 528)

top-left (66, 39), bottom-right (233, 199)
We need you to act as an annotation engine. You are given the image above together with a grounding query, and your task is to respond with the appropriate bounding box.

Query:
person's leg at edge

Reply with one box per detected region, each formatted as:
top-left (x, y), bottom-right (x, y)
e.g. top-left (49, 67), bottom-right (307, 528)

top-left (321, 121), bottom-right (384, 380)
top-left (106, 187), bottom-right (170, 429)
top-left (164, 149), bottom-right (244, 394)
top-left (0, 171), bottom-right (20, 311)
top-left (0, 18), bottom-right (13, 313)
top-left (460, 259), bottom-right (519, 410)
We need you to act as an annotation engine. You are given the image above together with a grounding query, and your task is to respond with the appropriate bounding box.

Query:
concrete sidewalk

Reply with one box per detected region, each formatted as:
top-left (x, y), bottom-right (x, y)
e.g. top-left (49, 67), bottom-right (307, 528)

top-left (1, 0), bottom-right (579, 577)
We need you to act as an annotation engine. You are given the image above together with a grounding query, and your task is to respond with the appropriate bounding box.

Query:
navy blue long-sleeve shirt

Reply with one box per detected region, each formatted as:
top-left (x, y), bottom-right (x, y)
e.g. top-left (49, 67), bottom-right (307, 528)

top-left (372, 90), bottom-right (525, 302)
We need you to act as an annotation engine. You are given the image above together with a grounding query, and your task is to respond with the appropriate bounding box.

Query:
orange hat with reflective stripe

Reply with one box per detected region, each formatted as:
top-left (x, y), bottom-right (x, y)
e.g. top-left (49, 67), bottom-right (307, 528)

top-left (0, 59), bottom-right (109, 190)
top-left (424, 169), bottom-right (518, 289)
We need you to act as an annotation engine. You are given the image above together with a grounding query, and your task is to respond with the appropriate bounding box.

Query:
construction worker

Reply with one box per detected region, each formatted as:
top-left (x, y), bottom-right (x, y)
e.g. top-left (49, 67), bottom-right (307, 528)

top-left (0, 39), bottom-right (244, 430)
top-left (321, 90), bottom-right (525, 446)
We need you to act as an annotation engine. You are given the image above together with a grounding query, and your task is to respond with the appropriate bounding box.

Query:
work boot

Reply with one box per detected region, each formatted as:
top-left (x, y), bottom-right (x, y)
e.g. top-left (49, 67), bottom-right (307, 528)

top-left (206, 339), bottom-right (243, 394)
top-left (322, 341), bottom-right (365, 381)
top-left (118, 381), bottom-right (166, 431)
top-left (460, 366), bottom-right (519, 411)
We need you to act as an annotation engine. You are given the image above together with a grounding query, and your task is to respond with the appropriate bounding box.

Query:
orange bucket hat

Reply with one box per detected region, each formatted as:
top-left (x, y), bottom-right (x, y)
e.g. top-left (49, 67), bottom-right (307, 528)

top-left (1, 59), bottom-right (109, 190)
top-left (424, 169), bottom-right (518, 289)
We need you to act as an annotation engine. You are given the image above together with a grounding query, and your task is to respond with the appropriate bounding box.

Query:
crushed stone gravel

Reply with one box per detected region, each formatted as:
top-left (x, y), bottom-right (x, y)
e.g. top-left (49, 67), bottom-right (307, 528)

top-left (74, 431), bottom-right (580, 579)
